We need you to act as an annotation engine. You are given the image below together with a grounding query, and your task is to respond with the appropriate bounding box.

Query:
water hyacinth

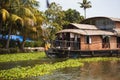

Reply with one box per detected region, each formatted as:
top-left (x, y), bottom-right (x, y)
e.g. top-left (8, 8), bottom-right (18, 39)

top-left (0, 52), bottom-right (119, 80)
top-left (0, 57), bottom-right (120, 80)
top-left (0, 52), bottom-right (46, 62)
top-left (78, 57), bottom-right (120, 62)
top-left (0, 59), bottom-right (84, 80)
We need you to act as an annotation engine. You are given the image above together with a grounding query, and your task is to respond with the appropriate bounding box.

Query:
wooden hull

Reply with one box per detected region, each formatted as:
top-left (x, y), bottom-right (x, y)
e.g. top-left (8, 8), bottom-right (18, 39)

top-left (46, 48), bottom-right (120, 58)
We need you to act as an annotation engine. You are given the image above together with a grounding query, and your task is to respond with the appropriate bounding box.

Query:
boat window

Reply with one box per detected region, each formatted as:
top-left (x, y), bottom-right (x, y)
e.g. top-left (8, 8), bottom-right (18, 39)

top-left (117, 37), bottom-right (120, 48)
top-left (85, 36), bottom-right (91, 44)
top-left (102, 36), bottom-right (110, 48)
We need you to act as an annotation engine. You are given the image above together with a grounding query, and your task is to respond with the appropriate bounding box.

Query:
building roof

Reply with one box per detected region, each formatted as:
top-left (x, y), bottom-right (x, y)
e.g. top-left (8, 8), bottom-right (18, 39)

top-left (114, 28), bottom-right (120, 36)
top-left (81, 16), bottom-right (120, 23)
top-left (57, 29), bottom-right (115, 36)
top-left (109, 17), bottom-right (120, 22)
top-left (70, 23), bottom-right (98, 30)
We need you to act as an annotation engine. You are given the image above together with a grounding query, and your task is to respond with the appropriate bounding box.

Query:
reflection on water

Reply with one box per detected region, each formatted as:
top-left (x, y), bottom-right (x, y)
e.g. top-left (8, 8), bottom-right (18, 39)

top-left (34, 61), bottom-right (120, 80)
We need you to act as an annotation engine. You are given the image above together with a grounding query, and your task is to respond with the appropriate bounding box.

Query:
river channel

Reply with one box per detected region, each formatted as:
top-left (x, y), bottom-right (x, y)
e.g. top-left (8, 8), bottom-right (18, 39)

top-left (0, 58), bottom-right (120, 80)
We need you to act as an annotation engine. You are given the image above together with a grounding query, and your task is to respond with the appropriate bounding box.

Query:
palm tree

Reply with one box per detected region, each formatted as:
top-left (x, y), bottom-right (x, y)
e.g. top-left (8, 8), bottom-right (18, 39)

top-left (78, 0), bottom-right (92, 18)
top-left (16, 0), bottom-right (44, 50)
top-left (0, 0), bottom-right (44, 50)
top-left (0, 0), bottom-right (24, 49)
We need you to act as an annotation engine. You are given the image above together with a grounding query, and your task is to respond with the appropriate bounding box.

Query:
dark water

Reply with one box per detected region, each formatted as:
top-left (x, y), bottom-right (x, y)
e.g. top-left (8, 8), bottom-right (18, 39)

top-left (25, 61), bottom-right (120, 80)
top-left (0, 59), bottom-right (120, 80)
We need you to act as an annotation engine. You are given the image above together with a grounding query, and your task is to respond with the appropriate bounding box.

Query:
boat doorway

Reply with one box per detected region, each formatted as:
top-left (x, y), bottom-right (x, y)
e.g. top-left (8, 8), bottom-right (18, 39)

top-left (117, 37), bottom-right (120, 48)
top-left (53, 33), bottom-right (81, 50)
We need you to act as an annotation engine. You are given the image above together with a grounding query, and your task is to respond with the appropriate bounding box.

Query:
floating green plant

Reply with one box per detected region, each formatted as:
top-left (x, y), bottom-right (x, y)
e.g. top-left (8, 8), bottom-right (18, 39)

top-left (0, 57), bottom-right (120, 80)
top-left (0, 52), bottom-right (46, 62)
top-left (0, 59), bottom-right (84, 80)
top-left (79, 57), bottom-right (120, 62)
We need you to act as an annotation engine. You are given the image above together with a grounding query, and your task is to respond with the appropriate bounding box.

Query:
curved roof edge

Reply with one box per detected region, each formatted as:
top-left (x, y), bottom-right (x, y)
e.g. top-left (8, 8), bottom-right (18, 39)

top-left (81, 16), bottom-right (120, 23)
top-left (70, 23), bottom-right (98, 30)
top-left (57, 29), bottom-right (115, 36)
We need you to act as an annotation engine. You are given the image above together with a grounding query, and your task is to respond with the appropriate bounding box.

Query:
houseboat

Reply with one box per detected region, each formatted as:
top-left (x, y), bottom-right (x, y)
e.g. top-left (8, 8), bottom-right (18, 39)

top-left (46, 17), bottom-right (120, 58)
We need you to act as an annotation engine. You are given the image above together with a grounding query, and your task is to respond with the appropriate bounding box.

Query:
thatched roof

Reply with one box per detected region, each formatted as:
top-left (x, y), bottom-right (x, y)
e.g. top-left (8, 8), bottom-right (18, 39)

top-left (57, 29), bottom-right (115, 36)
top-left (70, 23), bottom-right (98, 30)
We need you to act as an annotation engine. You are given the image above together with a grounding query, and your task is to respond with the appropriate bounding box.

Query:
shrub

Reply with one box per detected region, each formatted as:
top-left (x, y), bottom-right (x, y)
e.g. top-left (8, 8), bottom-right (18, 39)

top-left (0, 43), bottom-right (3, 48)
top-left (33, 41), bottom-right (43, 47)
top-left (25, 41), bottom-right (43, 47)
top-left (25, 42), bottom-right (34, 47)
top-left (0, 48), bottom-right (10, 54)
top-left (0, 48), bottom-right (20, 54)
top-left (9, 48), bottom-right (20, 53)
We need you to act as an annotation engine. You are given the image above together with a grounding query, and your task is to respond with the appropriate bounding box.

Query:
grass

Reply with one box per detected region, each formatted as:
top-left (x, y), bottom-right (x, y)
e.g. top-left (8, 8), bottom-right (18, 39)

top-left (0, 52), bottom-right (46, 62)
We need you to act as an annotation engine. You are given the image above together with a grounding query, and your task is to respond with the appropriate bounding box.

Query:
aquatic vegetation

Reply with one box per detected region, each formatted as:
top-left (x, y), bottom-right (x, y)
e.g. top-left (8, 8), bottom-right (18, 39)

top-left (0, 52), bottom-right (46, 62)
top-left (78, 57), bottom-right (120, 63)
top-left (0, 55), bottom-right (119, 80)
top-left (0, 59), bottom-right (84, 80)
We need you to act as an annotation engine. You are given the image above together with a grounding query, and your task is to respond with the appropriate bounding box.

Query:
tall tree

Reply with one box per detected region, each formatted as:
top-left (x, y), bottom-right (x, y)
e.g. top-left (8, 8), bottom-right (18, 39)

top-left (45, 2), bottom-right (65, 41)
top-left (0, 0), bottom-right (23, 49)
top-left (63, 8), bottom-right (84, 27)
top-left (0, 0), bottom-right (44, 50)
top-left (78, 0), bottom-right (92, 18)
top-left (16, 0), bottom-right (44, 50)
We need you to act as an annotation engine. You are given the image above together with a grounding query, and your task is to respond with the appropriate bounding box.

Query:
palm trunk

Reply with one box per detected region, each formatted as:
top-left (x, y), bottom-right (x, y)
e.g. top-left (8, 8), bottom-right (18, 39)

top-left (20, 36), bottom-right (26, 51)
top-left (84, 8), bottom-right (86, 19)
top-left (6, 26), bottom-right (12, 49)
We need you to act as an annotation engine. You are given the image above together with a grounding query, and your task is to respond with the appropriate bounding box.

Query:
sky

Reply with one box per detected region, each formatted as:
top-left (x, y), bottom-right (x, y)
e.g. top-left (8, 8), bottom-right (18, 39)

top-left (38, 0), bottom-right (120, 18)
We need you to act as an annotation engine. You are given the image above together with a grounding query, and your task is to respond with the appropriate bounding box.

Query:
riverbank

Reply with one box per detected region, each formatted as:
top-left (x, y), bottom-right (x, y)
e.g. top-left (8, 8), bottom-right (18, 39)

top-left (0, 52), bottom-right (46, 62)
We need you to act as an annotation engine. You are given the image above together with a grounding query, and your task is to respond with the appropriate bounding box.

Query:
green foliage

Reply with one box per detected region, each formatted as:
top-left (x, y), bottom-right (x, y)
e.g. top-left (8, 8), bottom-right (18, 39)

top-left (0, 48), bottom-right (19, 54)
top-left (0, 48), bottom-right (10, 54)
top-left (0, 52), bottom-right (46, 62)
top-left (0, 0), bottom-right (44, 49)
top-left (25, 41), bottom-right (43, 47)
top-left (25, 42), bottom-right (34, 47)
top-left (44, 2), bottom-right (65, 41)
top-left (63, 9), bottom-right (84, 24)
top-left (0, 59), bottom-right (84, 80)
top-left (79, 57), bottom-right (120, 62)
top-left (0, 57), bottom-right (120, 80)
top-left (33, 41), bottom-right (43, 47)
top-left (9, 48), bottom-right (20, 53)
top-left (0, 43), bottom-right (2, 48)
top-left (0, 39), bottom-right (18, 48)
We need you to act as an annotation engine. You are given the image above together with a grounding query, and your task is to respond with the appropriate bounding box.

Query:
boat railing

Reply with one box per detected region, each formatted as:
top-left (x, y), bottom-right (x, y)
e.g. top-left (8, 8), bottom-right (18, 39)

top-left (51, 40), bottom-right (80, 50)
top-left (50, 40), bottom-right (120, 51)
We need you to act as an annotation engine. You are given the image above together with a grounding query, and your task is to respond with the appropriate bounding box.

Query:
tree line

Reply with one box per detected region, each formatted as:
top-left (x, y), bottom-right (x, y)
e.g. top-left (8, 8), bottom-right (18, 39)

top-left (0, 0), bottom-right (91, 51)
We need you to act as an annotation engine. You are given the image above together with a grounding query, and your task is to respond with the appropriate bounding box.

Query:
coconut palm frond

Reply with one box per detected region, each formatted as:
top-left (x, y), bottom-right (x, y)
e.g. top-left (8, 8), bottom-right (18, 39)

top-left (0, 9), bottom-right (10, 22)
top-left (23, 17), bottom-right (35, 27)
top-left (23, 8), bottom-right (37, 22)
top-left (32, 27), bottom-right (37, 32)
top-left (36, 16), bottom-right (44, 25)
top-left (10, 14), bottom-right (24, 26)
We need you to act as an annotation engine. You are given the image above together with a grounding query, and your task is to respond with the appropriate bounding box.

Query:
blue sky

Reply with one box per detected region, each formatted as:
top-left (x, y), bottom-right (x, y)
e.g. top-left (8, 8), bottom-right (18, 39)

top-left (38, 0), bottom-right (120, 18)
